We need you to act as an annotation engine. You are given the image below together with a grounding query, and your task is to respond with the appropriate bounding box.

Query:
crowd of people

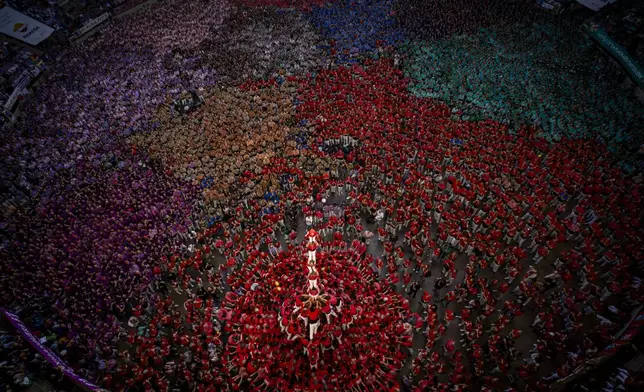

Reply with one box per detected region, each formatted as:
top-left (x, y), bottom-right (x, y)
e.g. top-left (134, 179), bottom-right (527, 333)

top-left (197, 7), bottom-right (329, 83)
top-left (97, 0), bottom-right (230, 54)
top-left (0, 327), bottom-right (80, 392)
top-left (5, 0), bottom-right (114, 33)
top-left (232, 0), bottom-right (331, 9)
top-left (0, 41), bottom-right (44, 120)
top-left (295, 60), bottom-right (643, 390)
top-left (129, 79), bottom-right (301, 214)
top-left (394, 0), bottom-right (542, 41)
top-left (402, 16), bottom-right (644, 172)
top-left (4, 0), bottom-right (64, 30)
top-left (0, 0), bottom-right (642, 391)
top-left (220, 229), bottom-right (412, 391)
top-left (3, 157), bottom-right (197, 379)
top-left (0, 329), bottom-right (38, 391)
top-left (308, 0), bottom-right (403, 63)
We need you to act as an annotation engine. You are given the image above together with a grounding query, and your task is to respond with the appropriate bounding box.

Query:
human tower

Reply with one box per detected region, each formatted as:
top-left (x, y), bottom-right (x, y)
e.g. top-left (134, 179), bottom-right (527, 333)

top-left (220, 228), bottom-right (413, 391)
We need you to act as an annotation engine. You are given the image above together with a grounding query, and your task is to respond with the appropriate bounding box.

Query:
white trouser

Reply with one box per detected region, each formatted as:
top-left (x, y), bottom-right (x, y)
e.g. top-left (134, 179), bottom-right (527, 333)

top-left (325, 309), bottom-right (338, 323)
top-left (310, 321), bottom-right (320, 340)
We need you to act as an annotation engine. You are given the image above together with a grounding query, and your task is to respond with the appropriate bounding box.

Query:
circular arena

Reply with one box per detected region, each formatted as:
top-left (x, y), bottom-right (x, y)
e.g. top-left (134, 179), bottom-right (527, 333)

top-left (0, 1), bottom-right (643, 392)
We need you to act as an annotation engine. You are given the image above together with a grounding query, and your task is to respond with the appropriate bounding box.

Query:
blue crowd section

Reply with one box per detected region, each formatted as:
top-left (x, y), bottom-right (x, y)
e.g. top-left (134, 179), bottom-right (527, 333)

top-left (309, 0), bottom-right (404, 63)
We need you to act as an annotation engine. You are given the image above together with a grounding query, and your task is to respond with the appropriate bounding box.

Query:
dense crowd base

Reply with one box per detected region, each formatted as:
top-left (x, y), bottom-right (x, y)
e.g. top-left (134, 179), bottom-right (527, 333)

top-left (0, 1), bottom-right (643, 391)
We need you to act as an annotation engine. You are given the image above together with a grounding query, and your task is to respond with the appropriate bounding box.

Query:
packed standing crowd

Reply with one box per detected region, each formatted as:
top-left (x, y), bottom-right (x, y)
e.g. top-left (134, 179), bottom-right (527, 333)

top-left (197, 7), bottom-right (329, 83)
top-left (308, 0), bottom-right (403, 63)
top-left (395, 0), bottom-right (540, 41)
top-left (0, 326), bottom-right (82, 392)
top-left (0, 0), bottom-right (642, 391)
top-left (402, 19), bottom-right (644, 171)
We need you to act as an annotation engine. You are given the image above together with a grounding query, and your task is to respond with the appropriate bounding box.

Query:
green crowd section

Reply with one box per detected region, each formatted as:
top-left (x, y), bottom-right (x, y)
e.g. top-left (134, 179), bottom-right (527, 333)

top-left (402, 21), bottom-right (644, 172)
